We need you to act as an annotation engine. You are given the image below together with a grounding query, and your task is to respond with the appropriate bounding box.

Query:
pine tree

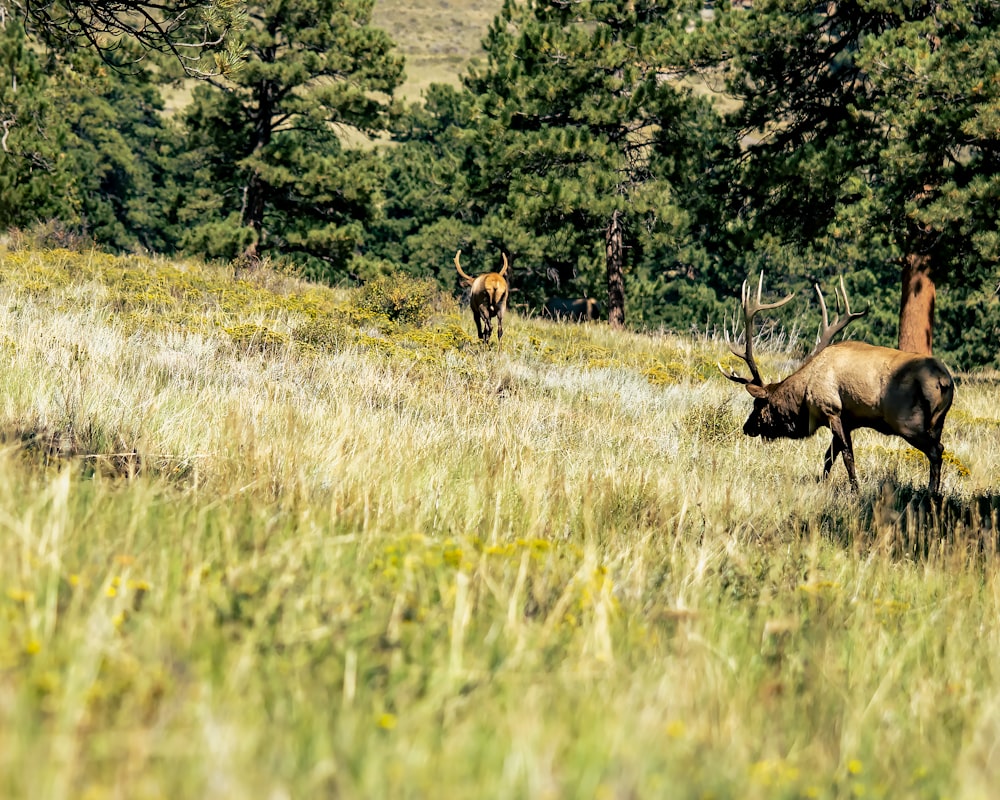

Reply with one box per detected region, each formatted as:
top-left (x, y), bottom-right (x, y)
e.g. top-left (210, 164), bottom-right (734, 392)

top-left (170, 0), bottom-right (403, 276)
top-left (857, 1), bottom-right (1000, 354)
top-left (465, 0), bottom-right (715, 327)
top-left (717, 0), bottom-right (1000, 355)
top-left (17, 0), bottom-right (244, 74)
top-left (0, 19), bottom-right (175, 250)
top-left (369, 84), bottom-right (481, 282)
top-left (0, 18), bottom-right (74, 228)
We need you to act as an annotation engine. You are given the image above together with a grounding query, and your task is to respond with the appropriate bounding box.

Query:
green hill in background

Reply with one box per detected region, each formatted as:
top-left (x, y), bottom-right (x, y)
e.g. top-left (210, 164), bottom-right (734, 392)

top-left (373, 0), bottom-right (502, 99)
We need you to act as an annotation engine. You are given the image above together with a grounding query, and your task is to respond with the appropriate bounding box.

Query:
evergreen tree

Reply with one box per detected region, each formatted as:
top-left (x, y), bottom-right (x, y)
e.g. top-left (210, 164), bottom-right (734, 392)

top-left (0, 19), bottom-right (175, 250)
top-left (715, 0), bottom-right (1000, 356)
top-left (168, 0), bottom-right (403, 278)
top-left (369, 84), bottom-right (481, 283)
top-left (857, 1), bottom-right (1000, 355)
top-left (15, 0), bottom-right (244, 74)
top-left (0, 17), bottom-right (75, 228)
top-left (59, 50), bottom-right (179, 251)
top-left (464, 0), bottom-right (718, 327)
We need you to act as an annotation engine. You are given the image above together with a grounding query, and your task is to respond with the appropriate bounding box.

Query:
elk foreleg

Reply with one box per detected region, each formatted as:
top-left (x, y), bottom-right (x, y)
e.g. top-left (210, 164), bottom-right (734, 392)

top-left (929, 447), bottom-right (943, 495)
top-left (828, 417), bottom-right (858, 489)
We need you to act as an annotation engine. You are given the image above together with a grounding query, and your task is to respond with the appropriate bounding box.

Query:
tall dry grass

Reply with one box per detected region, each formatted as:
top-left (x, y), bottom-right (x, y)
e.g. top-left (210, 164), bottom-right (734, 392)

top-left (0, 247), bottom-right (998, 798)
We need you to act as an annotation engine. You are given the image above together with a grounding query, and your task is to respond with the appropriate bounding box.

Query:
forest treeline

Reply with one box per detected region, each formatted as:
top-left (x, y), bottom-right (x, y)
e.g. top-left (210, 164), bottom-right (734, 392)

top-left (1, 0), bottom-right (998, 367)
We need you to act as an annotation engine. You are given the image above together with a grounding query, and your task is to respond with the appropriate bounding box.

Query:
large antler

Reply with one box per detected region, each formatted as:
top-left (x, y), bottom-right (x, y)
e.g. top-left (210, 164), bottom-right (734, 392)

top-left (810, 276), bottom-right (868, 357)
top-left (718, 272), bottom-right (795, 386)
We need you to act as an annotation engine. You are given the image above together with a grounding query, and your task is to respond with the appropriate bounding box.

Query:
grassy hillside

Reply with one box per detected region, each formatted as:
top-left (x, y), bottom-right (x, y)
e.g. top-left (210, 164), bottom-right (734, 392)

top-left (1, 246), bottom-right (999, 798)
top-left (373, 0), bottom-right (502, 99)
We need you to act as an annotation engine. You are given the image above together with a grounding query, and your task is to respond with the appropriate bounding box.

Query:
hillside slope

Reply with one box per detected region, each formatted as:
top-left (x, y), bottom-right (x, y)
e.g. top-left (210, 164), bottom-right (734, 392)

top-left (0, 247), bottom-right (998, 798)
top-left (373, 0), bottom-right (502, 99)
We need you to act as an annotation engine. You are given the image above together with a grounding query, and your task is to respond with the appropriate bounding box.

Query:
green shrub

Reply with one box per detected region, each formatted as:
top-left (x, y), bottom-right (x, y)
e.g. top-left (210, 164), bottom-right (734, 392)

top-left (353, 274), bottom-right (441, 326)
top-left (5, 220), bottom-right (96, 252)
top-left (224, 323), bottom-right (289, 354)
top-left (292, 313), bottom-right (354, 352)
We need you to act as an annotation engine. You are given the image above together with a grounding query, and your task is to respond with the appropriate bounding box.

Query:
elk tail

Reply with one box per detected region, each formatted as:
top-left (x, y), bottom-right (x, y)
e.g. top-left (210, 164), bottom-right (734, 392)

top-left (490, 284), bottom-right (507, 307)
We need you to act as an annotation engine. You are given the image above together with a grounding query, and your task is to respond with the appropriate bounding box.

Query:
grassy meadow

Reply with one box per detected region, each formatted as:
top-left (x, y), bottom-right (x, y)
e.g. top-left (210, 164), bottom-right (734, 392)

top-left (1, 247), bottom-right (1000, 799)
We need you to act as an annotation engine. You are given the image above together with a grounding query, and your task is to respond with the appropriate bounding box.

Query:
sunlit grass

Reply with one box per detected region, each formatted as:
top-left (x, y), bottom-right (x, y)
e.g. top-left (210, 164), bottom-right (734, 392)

top-left (0, 246), bottom-right (998, 798)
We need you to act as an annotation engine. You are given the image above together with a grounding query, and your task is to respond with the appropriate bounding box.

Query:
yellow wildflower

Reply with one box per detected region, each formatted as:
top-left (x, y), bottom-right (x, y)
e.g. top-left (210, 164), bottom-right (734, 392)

top-left (377, 712), bottom-right (397, 730)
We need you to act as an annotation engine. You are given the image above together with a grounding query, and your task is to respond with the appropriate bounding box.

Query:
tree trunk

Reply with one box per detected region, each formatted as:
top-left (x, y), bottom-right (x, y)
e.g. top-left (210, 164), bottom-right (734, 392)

top-left (605, 209), bottom-right (625, 329)
top-left (241, 78), bottom-right (274, 260)
top-left (241, 169), bottom-right (267, 260)
top-left (241, 169), bottom-right (266, 234)
top-left (897, 251), bottom-right (935, 354)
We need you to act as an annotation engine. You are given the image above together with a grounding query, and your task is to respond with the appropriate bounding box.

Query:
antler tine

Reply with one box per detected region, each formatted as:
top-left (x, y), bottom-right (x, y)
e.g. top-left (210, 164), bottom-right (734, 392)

top-left (747, 271), bottom-right (796, 316)
top-left (726, 278), bottom-right (752, 357)
top-left (718, 272), bottom-right (795, 386)
top-left (811, 275), bottom-right (869, 355)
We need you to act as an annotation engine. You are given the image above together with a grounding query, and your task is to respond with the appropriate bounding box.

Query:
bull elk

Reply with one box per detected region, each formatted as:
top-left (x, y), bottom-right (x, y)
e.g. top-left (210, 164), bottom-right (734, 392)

top-left (455, 249), bottom-right (509, 345)
top-left (719, 273), bottom-right (954, 493)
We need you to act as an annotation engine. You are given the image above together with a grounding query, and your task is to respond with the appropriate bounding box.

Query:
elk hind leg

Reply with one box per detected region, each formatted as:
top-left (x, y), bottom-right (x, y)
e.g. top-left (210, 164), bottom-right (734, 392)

top-left (472, 309), bottom-right (486, 342)
top-left (905, 431), bottom-right (945, 494)
top-left (475, 309), bottom-right (495, 344)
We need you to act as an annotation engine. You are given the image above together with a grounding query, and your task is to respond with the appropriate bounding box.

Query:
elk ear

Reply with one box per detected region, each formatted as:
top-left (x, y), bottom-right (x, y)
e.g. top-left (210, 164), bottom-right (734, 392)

top-left (745, 383), bottom-right (769, 399)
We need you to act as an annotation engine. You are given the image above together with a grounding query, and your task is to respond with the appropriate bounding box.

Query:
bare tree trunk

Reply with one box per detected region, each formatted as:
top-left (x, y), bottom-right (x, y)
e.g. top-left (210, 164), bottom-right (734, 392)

top-left (605, 209), bottom-right (625, 329)
top-left (898, 251), bottom-right (935, 354)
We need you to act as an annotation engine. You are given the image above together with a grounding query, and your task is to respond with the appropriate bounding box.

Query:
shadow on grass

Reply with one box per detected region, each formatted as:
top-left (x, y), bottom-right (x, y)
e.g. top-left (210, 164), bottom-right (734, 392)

top-left (823, 483), bottom-right (1000, 560)
top-left (1, 423), bottom-right (142, 479)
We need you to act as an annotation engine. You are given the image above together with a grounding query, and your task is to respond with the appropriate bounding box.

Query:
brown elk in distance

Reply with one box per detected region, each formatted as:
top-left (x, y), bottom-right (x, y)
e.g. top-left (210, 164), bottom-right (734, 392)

top-left (719, 273), bottom-right (954, 493)
top-left (455, 249), bottom-right (509, 345)
top-left (543, 297), bottom-right (602, 322)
